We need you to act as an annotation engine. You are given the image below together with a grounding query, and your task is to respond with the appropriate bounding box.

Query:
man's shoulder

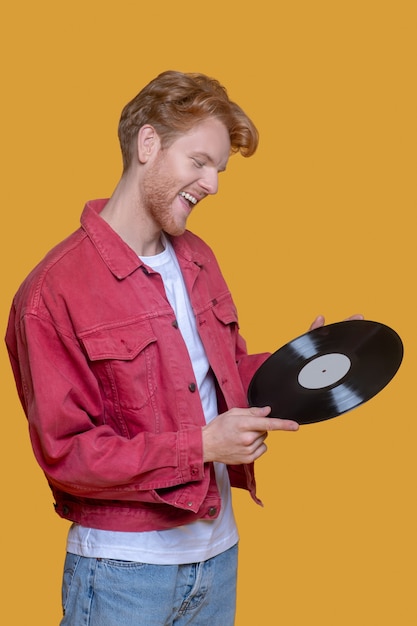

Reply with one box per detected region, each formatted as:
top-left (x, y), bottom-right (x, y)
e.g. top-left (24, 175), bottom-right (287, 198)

top-left (13, 227), bottom-right (87, 309)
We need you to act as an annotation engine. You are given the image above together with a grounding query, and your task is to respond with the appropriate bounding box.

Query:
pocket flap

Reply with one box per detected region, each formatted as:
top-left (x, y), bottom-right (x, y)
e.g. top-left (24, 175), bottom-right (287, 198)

top-left (211, 295), bottom-right (239, 326)
top-left (80, 321), bottom-right (157, 361)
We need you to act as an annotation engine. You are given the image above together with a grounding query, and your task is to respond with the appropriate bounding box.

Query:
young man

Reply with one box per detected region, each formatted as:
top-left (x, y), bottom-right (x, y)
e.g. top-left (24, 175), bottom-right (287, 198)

top-left (6, 71), bottom-right (335, 625)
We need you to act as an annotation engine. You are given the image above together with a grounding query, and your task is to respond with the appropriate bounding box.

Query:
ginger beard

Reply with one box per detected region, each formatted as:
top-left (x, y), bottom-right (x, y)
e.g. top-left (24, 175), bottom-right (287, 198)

top-left (140, 151), bottom-right (192, 237)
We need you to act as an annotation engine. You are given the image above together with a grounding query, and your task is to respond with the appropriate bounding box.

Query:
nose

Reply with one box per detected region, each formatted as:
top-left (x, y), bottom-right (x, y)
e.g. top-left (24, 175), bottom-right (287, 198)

top-left (199, 168), bottom-right (219, 195)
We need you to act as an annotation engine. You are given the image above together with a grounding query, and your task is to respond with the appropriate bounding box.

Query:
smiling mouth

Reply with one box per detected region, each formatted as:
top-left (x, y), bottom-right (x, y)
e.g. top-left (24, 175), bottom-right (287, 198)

top-left (179, 191), bottom-right (198, 207)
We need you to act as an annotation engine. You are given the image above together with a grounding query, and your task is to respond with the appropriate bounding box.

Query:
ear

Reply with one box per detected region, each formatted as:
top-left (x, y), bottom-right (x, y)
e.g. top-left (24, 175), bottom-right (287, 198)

top-left (137, 124), bottom-right (160, 164)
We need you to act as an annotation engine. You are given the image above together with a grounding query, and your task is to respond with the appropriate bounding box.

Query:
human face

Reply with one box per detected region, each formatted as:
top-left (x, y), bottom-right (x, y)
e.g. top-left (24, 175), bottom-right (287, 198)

top-left (141, 117), bottom-right (231, 236)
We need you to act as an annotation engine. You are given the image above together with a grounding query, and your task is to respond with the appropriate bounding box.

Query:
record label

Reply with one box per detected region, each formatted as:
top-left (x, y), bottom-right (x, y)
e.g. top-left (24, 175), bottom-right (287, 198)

top-left (298, 353), bottom-right (351, 389)
top-left (247, 320), bottom-right (403, 425)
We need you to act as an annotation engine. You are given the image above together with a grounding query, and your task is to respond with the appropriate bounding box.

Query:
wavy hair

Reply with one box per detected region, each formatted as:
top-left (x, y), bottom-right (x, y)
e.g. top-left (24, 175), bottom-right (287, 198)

top-left (118, 70), bottom-right (259, 171)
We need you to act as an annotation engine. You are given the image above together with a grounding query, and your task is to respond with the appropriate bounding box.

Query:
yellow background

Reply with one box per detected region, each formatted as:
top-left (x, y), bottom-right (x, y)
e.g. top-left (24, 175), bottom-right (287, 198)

top-left (1, 1), bottom-right (416, 624)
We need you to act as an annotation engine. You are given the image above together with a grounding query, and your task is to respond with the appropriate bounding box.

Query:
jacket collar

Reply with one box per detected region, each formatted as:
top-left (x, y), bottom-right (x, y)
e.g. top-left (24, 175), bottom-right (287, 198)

top-left (81, 199), bottom-right (205, 279)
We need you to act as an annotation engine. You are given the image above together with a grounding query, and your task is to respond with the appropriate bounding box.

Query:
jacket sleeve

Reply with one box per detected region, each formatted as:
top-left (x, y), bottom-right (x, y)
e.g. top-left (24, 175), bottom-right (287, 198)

top-left (6, 306), bottom-right (207, 506)
top-left (235, 331), bottom-right (270, 396)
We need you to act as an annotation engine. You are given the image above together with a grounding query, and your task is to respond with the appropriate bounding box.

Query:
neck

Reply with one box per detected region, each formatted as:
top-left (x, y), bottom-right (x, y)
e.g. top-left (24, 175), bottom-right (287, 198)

top-left (100, 172), bottom-right (164, 256)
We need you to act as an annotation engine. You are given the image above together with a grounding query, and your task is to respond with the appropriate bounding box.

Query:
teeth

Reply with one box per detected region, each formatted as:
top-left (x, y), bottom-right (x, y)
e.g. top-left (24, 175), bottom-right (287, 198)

top-left (180, 191), bottom-right (197, 205)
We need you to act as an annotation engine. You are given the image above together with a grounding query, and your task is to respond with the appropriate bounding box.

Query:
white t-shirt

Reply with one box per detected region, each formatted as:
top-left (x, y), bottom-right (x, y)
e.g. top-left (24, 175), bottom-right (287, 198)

top-left (66, 235), bottom-right (238, 564)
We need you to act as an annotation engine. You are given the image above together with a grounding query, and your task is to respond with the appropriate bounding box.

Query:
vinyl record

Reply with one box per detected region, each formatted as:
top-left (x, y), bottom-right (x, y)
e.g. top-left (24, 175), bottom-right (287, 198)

top-left (247, 320), bottom-right (403, 424)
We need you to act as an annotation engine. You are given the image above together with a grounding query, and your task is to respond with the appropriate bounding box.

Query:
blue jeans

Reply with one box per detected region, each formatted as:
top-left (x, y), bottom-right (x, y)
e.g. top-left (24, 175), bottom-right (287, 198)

top-left (60, 543), bottom-right (238, 625)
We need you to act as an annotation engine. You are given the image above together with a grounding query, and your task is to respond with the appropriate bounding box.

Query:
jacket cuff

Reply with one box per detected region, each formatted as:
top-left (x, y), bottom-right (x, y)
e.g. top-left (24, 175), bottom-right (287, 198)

top-left (177, 427), bottom-right (205, 482)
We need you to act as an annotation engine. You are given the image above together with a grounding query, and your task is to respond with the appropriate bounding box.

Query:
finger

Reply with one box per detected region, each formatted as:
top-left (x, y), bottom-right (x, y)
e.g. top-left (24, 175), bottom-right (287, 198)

top-left (265, 417), bottom-right (299, 432)
top-left (248, 433), bottom-right (268, 454)
top-left (309, 315), bottom-right (325, 331)
top-left (252, 440), bottom-right (268, 461)
top-left (344, 313), bottom-right (364, 321)
top-left (249, 405), bottom-right (271, 418)
top-left (246, 414), bottom-right (299, 432)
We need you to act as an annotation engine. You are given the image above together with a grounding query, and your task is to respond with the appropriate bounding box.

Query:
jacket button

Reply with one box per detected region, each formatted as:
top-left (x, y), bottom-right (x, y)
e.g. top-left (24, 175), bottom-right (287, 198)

top-left (62, 505), bottom-right (70, 515)
top-left (208, 507), bottom-right (217, 517)
top-left (188, 382), bottom-right (196, 392)
top-left (172, 319), bottom-right (179, 328)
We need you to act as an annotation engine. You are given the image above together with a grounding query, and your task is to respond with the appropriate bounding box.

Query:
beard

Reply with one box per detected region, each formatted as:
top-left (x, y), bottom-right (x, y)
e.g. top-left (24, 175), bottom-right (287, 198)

top-left (141, 154), bottom-right (187, 237)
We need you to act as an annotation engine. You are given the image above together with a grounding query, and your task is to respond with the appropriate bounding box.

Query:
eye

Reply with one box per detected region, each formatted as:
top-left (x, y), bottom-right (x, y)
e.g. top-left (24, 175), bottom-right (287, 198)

top-left (191, 158), bottom-right (204, 168)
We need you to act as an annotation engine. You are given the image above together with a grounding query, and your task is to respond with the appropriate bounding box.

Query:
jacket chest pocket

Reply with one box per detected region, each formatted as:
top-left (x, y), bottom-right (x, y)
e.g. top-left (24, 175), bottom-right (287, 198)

top-left (210, 295), bottom-right (239, 345)
top-left (80, 321), bottom-right (158, 412)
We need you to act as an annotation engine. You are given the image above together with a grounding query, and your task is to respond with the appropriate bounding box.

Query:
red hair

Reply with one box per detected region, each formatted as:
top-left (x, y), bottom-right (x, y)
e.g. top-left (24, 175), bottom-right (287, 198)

top-left (118, 70), bottom-right (259, 171)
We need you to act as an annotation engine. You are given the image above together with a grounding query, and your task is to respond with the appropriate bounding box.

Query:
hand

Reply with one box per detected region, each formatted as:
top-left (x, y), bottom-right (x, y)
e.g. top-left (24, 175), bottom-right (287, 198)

top-left (202, 406), bottom-right (298, 465)
top-left (309, 313), bottom-right (364, 331)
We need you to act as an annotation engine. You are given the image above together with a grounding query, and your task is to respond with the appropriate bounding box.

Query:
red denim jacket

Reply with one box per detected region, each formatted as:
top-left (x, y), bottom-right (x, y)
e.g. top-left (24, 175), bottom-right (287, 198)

top-left (6, 199), bottom-right (269, 532)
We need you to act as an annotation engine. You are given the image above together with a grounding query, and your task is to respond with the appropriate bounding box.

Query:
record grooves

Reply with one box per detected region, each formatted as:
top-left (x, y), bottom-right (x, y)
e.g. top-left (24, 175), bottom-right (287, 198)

top-left (247, 320), bottom-right (403, 424)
